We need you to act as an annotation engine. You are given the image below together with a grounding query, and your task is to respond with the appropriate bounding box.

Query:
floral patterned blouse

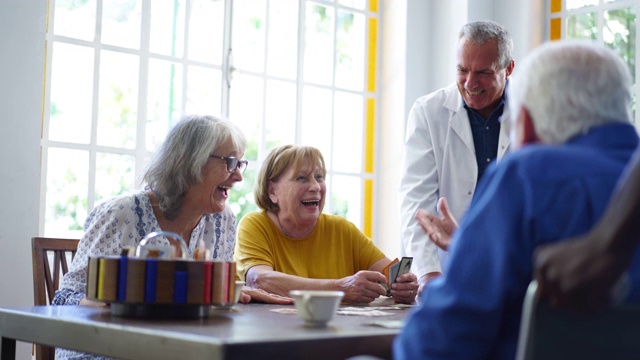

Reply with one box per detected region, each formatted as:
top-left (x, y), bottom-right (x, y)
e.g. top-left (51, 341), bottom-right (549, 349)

top-left (53, 190), bottom-right (237, 359)
top-left (52, 190), bottom-right (237, 305)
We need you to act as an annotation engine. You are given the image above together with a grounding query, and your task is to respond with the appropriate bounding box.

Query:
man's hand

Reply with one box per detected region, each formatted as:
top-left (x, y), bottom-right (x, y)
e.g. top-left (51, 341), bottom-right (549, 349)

top-left (416, 197), bottom-right (458, 251)
top-left (417, 272), bottom-right (442, 297)
top-left (534, 235), bottom-right (631, 313)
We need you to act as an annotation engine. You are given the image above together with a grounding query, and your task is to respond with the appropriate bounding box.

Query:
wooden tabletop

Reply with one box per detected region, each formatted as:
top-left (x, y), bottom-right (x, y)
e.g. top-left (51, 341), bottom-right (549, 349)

top-left (0, 298), bottom-right (413, 360)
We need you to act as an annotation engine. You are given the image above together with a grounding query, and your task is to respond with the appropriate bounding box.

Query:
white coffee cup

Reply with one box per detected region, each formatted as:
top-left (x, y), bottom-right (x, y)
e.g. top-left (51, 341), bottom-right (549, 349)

top-left (289, 290), bottom-right (344, 327)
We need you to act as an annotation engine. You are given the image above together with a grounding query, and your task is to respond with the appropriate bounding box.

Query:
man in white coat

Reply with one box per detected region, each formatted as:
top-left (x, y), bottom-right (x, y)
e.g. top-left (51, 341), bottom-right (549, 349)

top-left (400, 20), bottom-right (514, 295)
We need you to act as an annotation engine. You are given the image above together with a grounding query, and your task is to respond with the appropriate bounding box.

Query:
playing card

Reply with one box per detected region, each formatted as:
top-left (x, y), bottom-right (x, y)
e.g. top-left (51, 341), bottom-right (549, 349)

top-left (389, 262), bottom-right (400, 286)
top-left (381, 258), bottom-right (399, 296)
top-left (397, 257), bottom-right (413, 279)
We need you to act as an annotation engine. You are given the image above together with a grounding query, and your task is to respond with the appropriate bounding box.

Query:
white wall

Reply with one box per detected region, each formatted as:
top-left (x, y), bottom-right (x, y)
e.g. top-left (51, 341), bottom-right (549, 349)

top-left (376, 0), bottom-right (544, 257)
top-left (0, 1), bottom-right (47, 358)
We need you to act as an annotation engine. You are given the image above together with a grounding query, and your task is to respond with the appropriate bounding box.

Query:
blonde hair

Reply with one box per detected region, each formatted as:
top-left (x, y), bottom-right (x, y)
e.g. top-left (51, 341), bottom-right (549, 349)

top-left (254, 145), bottom-right (327, 211)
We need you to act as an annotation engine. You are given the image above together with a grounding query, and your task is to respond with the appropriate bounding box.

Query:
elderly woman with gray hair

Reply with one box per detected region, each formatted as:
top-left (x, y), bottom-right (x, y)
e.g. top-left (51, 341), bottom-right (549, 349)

top-left (53, 115), bottom-right (291, 310)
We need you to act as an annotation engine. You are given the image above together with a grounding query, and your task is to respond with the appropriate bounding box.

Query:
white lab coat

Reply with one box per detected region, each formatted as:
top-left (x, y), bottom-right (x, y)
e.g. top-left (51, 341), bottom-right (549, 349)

top-left (399, 83), bottom-right (510, 278)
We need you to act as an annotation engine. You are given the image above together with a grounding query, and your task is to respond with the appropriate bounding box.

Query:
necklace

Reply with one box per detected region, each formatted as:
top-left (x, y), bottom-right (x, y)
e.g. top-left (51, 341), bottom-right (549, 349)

top-left (275, 215), bottom-right (293, 238)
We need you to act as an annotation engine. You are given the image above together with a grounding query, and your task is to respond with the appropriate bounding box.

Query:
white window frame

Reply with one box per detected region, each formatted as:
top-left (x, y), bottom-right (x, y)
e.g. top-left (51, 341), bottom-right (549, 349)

top-left (546, 0), bottom-right (640, 130)
top-left (40, 0), bottom-right (382, 240)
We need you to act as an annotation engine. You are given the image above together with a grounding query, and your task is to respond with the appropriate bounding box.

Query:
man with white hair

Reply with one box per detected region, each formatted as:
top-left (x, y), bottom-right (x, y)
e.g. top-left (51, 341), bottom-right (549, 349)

top-left (394, 40), bottom-right (640, 359)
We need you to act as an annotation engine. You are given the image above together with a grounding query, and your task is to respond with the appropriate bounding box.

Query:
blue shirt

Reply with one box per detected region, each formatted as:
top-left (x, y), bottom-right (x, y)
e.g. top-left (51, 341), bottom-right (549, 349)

top-left (465, 100), bottom-right (504, 181)
top-left (394, 123), bottom-right (640, 360)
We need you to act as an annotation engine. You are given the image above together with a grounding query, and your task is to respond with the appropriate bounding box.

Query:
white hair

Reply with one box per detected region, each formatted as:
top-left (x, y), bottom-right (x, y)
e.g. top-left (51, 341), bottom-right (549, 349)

top-left (508, 40), bottom-right (632, 144)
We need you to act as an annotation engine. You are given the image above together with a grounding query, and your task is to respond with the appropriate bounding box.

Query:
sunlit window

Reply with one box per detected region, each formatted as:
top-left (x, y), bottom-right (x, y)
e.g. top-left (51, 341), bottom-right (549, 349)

top-left (42, 0), bottom-right (380, 239)
top-left (548, 0), bottom-right (638, 127)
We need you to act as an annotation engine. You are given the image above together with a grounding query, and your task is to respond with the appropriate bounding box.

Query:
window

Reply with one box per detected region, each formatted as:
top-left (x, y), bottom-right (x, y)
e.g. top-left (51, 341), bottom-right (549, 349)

top-left (547, 0), bottom-right (638, 128)
top-left (42, 0), bottom-right (381, 239)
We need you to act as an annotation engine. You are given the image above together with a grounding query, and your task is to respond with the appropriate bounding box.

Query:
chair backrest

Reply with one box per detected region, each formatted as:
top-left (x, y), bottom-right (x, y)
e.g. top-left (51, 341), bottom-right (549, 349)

top-left (31, 237), bottom-right (80, 306)
top-left (516, 280), bottom-right (640, 360)
top-left (31, 237), bottom-right (80, 360)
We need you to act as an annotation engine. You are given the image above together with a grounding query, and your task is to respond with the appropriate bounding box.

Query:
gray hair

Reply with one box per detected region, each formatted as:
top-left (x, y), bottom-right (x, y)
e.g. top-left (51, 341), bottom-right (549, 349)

top-left (143, 114), bottom-right (247, 219)
top-left (508, 40), bottom-right (632, 144)
top-left (459, 20), bottom-right (513, 69)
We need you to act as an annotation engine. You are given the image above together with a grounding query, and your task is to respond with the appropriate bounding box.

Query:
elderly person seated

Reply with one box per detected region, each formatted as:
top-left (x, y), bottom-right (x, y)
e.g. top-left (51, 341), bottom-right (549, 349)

top-left (54, 115), bottom-right (289, 359)
top-left (394, 40), bottom-right (640, 359)
top-left (234, 144), bottom-right (418, 304)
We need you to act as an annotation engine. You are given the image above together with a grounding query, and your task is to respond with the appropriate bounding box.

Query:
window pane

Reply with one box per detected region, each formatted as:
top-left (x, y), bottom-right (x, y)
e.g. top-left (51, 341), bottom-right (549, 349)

top-left (337, 0), bottom-right (366, 10)
top-left (188, 0), bottom-right (224, 64)
top-left (265, 79), bottom-right (296, 148)
top-left (101, 0), bottom-right (141, 49)
top-left (335, 10), bottom-right (365, 91)
top-left (43, 0), bottom-right (378, 244)
top-left (301, 85), bottom-right (333, 167)
top-left (232, 0), bottom-right (266, 73)
top-left (97, 50), bottom-right (139, 149)
top-left (333, 91), bottom-right (363, 173)
top-left (95, 152), bottom-right (135, 204)
top-left (304, 3), bottom-right (335, 86)
top-left (567, 12), bottom-right (597, 40)
top-left (45, 148), bottom-right (89, 237)
top-left (54, 0), bottom-right (96, 41)
top-left (49, 43), bottom-right (94, 144)
top-left (228, 168), bottom-right (258, 222)
top-left (331, 175), bottom-right (362, 227)
top-left (229, 73), bottom-right (264, 161)
top-left (567, 0), bottom-right (598, 10)
top-left (150, 0), bottom-right (186, 57)
top-left (186, 65), bottom-right (222, 116)
top-left (604, 7), bottom-right (636, 83)
top-left (147, 58), bottom-right (184, 151)
top-left (267, 0), bottom-right (299, 79)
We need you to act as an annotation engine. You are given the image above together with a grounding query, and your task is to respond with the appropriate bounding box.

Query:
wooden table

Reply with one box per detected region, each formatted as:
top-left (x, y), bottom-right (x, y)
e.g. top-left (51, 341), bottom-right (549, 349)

top-left (0, 300), bottom-right (411, 360)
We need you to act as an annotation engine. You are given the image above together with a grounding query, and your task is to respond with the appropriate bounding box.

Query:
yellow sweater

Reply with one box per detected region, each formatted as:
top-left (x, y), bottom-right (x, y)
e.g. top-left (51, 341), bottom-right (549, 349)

top-left (234, 211), bottom-right (385, 280)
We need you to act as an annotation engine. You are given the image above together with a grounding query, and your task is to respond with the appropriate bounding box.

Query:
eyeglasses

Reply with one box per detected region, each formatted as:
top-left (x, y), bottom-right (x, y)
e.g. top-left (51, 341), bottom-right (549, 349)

top-left (209, 155), bottom-right (248, 174)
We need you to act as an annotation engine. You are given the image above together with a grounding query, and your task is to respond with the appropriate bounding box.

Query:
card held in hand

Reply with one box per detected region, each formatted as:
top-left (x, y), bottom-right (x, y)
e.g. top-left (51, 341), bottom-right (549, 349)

top-left (386, 257), bottom-right (413, 297)
top-left (389, 262), bottom-right (400, 288)
top-left (397, 257), bottom-right (413, 280)
top-left (381, 258), bottom-right (399, 296)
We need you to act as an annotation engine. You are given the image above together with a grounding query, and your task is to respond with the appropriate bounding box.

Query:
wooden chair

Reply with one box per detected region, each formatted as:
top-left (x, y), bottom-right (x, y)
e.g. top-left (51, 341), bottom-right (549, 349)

top-left (516, 280), bottom-right (640, 360)
top-left (31, 236), bottom-right (80, 360)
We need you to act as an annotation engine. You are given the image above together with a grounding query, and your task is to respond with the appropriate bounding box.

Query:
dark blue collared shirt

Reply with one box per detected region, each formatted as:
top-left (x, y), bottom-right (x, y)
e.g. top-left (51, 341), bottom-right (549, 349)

top-left (464, 95), bottom-right (505, 181)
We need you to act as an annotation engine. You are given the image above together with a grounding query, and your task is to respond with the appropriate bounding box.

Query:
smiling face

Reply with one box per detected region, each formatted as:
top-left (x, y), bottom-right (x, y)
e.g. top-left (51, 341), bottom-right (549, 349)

top-left (268, 159), bottom-right (326, 230)
top-left (187, 138), bottom-right (244, 214)
top-left (456, 38), bottom-right (513, 118)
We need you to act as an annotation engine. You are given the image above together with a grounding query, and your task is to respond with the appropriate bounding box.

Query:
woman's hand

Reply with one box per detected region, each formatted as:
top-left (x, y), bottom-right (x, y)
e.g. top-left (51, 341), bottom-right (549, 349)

top-left (336, 271), bottom-right (387, 303)
top-left (79, 297), bottom-right (108, 307)
top-left (390, 272), bottom-right (419, 304)
top-left (241, 287), bottom-right (294, 305)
